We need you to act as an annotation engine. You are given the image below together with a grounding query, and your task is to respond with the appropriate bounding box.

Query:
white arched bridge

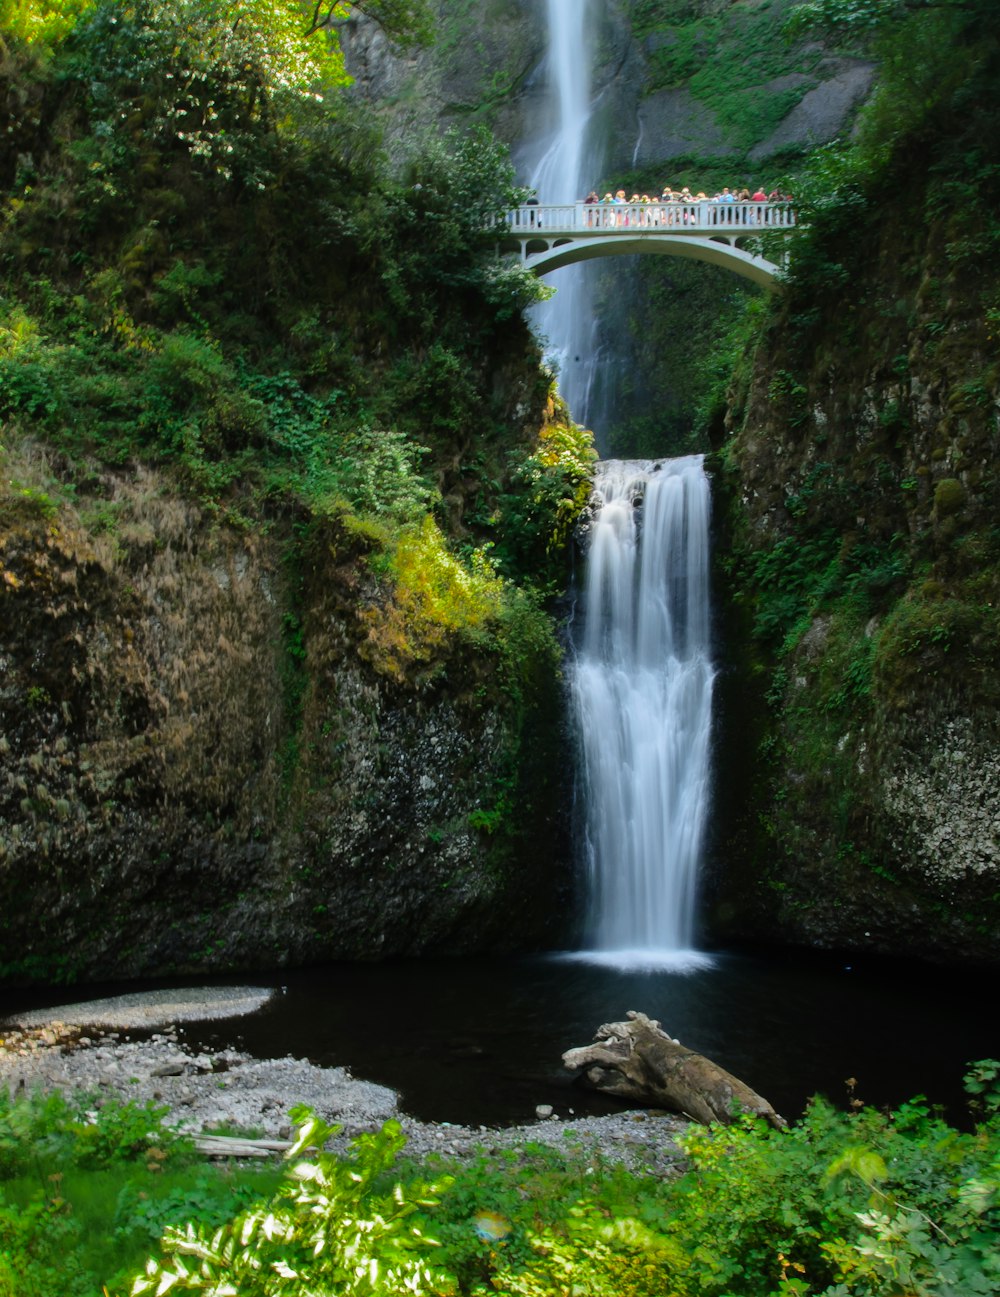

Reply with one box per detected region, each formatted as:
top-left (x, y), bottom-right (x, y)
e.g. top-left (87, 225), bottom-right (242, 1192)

top-left (503, 201), bottom-right (796, 287)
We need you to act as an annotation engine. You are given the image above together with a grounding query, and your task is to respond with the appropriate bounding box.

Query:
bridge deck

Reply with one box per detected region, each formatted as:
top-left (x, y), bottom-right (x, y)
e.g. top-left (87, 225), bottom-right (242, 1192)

top-left (507, 201), bottom-right (796, 238)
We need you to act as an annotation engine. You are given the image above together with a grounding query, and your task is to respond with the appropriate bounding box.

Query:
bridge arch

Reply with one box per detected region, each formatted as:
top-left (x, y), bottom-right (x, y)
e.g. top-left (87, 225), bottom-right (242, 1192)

top-left (525, 233), bottom-right (781, 287)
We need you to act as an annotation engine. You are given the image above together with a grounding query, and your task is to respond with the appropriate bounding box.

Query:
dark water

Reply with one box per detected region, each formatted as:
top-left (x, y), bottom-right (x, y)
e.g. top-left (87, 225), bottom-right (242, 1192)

top-left (2, 947), bottom-right (996, 1127)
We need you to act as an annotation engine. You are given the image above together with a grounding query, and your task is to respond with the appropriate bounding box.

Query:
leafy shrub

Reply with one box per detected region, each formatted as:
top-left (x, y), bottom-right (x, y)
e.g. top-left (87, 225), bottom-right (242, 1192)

top-left (311, 426), bottom-right (435, 523)
top-left (0, 1087), bottom-right (190, 1178)
top-left (358, 515), bottom-right (507, 683)
top-left (0, 0), bottom-right (93, 49)
top-left (0, 1194), bottom-right (92, 1297)
top-left (128, 1109), bottom-right (454, 1297)
top-left (964, 1059), bottom-right (1000, 1120)
top-left (500, 407), bottom-right (596, 574)
top-left (97, 1073), bottom-right (999, 1297)
top-left (114, 1170), bottom-right (283, 1246)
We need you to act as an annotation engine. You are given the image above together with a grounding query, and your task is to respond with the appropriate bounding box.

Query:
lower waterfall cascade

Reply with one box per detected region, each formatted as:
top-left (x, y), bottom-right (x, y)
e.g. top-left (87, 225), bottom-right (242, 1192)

top-left (571, 455), bottom-right (716, 970)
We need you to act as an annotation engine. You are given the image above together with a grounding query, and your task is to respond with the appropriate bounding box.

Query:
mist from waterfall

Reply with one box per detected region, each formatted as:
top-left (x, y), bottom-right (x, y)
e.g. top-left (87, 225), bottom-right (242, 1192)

top-left (522, 0), bottom-right (603, 427)
top-left (570, 457), bottom-right (716, 971)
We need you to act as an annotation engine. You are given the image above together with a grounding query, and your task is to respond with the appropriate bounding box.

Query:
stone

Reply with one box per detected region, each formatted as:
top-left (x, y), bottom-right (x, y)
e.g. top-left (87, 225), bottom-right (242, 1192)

top-left (150, 1059), bottom-right (187, 1078)
top-left (749, 62), bottom-right (876, 160)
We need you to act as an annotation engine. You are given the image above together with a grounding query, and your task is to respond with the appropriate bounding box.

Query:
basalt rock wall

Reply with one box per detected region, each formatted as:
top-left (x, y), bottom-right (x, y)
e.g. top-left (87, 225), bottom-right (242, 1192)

top-left (709, 124), bottom-right (1000, 964)
top-left (0, 456), bottom-right (573, 984)
top-left (342, 0), bottom-right (872, 177)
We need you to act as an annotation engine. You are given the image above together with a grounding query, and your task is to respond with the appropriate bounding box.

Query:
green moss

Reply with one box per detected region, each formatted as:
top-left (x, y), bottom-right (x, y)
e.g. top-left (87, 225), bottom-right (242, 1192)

top-left (636, 0), bottom-right (828, 155)
top-left (933, 476), bottom-right (966, 517)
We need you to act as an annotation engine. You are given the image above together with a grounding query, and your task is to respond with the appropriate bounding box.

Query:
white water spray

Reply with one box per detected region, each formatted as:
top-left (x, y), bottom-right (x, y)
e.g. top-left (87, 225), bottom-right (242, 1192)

top-left (571, 457), bottom-right (716, 971)
top-left (524, 0), bottom-right (602, 424)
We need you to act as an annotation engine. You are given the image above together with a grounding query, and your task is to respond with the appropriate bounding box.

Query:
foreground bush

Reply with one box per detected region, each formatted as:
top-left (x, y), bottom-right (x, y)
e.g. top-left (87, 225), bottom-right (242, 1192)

top-left (129, 1109), bottom-right (454, 1297)
top-left (0, 1086), bottom-right (279, 1296)
top-left (120, 1067), bottom-right (999, 1297)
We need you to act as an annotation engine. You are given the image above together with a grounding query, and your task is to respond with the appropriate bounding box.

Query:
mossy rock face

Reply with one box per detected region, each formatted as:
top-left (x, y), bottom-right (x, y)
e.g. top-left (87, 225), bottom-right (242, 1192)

top-left (0, 461), bottom-right (574, 985)
top-left (711, 86), bottom-right (1000, 964)
top-left (933, 477), bottom-right (966, 518)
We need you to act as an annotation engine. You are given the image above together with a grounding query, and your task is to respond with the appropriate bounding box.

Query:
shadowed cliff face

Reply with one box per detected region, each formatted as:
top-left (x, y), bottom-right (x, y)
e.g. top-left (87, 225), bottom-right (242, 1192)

top-left (710, 141), bottom-right (1000, 965)
top-left (0, 453), bottom-right (573, 984)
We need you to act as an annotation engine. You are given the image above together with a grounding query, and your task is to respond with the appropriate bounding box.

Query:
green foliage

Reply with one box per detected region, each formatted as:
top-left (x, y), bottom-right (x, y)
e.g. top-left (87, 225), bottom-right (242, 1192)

top-left (737, 527), bottom-right (910, 652)
top-left (113, 1169), bottom-right (284, 1246)
top-left (785, 0), bottom-right (903, 39)
top-left (0, 0), bottom-right (544, 493)
top-left (0, 1083), bottom-right (993, 1297)
top-left (349, 0), bottom-right (434, 48)
top-left (0, 1085), bottom-right (284, 1296)
top-left (782, 0), bottom-right (1000, 304)
top-left (128, 1108), bottom-right (454, 1296)
top-left (136, 1092), bottom-right (995, 1297)
top-left (690, 294), bottom-right (770, 443)
top-left (964, 1060), bottom-right (1000, 1120)
top-left (0, 0), bottom-right (93, 49)
top-left (785, 0), bottom-right (990, 41)
top-left (652, 1095), bottom-right (998, 1296)
top-left (356, 513), bottom-right (510, 684)
top-left (0, 1087), bottom-right (190, 1177)
top-left (485, 402), bottom-right (596, 584)
top-left (0, 1087), bottom-right (181, 1294)
top-left (0, 1193), bottom-right (93, 1297)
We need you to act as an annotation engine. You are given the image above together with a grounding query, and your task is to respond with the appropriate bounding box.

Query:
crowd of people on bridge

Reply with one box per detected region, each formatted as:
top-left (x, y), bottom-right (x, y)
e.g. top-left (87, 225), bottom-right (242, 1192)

top-left (575, 184), bottom-right (795, 227)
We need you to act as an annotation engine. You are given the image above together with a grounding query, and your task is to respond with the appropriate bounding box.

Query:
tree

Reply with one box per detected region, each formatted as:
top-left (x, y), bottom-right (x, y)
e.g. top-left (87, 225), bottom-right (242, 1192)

top-left (1, 0), bottom-right (433, 62)
top-left (0, 0), bottom-right (92, 48)
top-left (308, 0), bottom-right (433, 47)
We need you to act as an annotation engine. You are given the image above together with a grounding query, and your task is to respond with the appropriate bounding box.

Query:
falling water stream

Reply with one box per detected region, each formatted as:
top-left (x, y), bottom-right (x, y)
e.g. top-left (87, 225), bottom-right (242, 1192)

top-left (522, 0), bottom-right (603, 423)
top-left (571, 458), bottom-right (715, 968)
top-left (522, 1), bottom-right (717, 964)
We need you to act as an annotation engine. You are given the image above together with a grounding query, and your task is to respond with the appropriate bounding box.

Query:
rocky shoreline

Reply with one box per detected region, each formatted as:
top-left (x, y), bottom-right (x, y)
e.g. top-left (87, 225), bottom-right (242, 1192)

top-left (0, 988), bottom-right (688, 1175)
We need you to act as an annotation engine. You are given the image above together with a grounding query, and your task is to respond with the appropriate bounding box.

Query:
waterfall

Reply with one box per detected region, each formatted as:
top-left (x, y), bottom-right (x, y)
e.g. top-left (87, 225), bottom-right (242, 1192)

top-left (521, 3), bottom-right (715, 967)
top-left (571, 456), bottom-right (716, 970)
top-left (523, 0), bottom-right (603, 426)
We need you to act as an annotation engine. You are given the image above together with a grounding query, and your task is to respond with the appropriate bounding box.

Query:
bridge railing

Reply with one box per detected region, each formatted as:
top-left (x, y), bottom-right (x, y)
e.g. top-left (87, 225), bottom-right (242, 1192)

top-left (507, 201), bottom-right (796, 234)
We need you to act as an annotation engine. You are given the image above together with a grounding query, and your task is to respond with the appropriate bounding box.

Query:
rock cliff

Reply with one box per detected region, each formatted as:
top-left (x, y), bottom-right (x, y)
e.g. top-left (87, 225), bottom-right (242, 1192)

top-left (710, 74), bottom-right (1000, 962)
top-left (342, 0), bottom-right (872, 174)
top-left (0, 449), bottom-right (574, 982)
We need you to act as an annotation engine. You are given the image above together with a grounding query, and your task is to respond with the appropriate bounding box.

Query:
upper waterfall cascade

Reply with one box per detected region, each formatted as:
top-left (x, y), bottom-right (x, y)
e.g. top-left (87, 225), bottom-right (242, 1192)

top-left (520, 0), bottom-right (603, 427)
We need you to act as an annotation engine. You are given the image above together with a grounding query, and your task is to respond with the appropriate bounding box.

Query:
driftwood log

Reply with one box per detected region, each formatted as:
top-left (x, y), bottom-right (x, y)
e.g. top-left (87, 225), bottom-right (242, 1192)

top-left (194, 1134), bottom-right (293, 1159)
top-left (562, 1010), bottom-right (786, 1129)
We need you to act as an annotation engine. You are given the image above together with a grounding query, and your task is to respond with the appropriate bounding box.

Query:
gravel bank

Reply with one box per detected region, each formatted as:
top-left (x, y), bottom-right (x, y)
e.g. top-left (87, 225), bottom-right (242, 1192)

top-left (10, 987), bottom-right (275, 1029)
top-left (0, 989), bottom-right (688, 1175)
